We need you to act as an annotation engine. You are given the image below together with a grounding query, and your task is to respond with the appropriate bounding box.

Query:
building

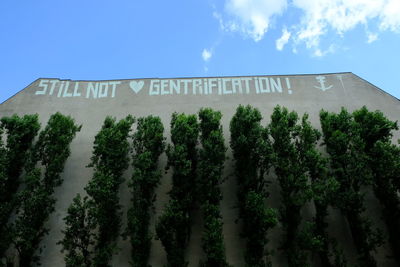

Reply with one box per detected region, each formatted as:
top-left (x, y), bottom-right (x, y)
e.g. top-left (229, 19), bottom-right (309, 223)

top-left (1, 72), bottom-right (399, 266)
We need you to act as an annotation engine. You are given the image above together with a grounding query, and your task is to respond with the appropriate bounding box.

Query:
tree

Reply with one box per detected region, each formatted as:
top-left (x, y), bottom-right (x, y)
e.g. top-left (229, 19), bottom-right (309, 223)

top-left (0, 115), bottom-right (40, 263)
top-left (198, 108), bottom-right (228, 267)
top-left (298, 113), bottom-right (342, 266)
top-left (353, 106), bottom-right (400, 263)
top-left (156, 112), bottom-right (199, 267)
top-left (320, 108), bottom-right (384, 267)
top-left (85, 115), bottom-right (134, 267)
top-left (127, 116), bottom-right (165, 267)
top-left (58, 194), bottom-right (96, 267)
top-left (60, 116), bottom-right (133, 267)
top-left (11, 112), bottom-right (81, 266)
top-left (269, 106), bottom-right (314, 267)
top-left (0, 125), bottom-right (9, 266)
top-left (13, 169), bottom-right (55, 266)
top-left (230, 105), bottom-right (277, 267)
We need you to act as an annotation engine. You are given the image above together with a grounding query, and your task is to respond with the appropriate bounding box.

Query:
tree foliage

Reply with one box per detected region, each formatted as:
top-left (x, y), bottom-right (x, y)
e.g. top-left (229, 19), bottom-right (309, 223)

top-left (320, 108), bottom-right (384, 267)
top-left (156, 112), bottom-right (199, 267)
top-left (230, 105), bottom-right (277, 267)
top-left (11, 112), bottom-right (81, 266)
top-left (353, 106), bottom-right (400, 263)
top-left (0, 106), bottom-right (397, 266)
top-left (60, 116), bottom-right (133, 267)
top-left (0, 114), bottom-right (40, 263)
top-left (269, 106), bottom-right (316, 267)
top-left (59, 194), bottom-right (96, 267)
top-left (198, 108), bottom-right (228, 267)
top-left (297, 112), bottom-right (344, 266)
top-left (86, 115), bottom-right (134, 267)
top-left (127, 116), bottom-right (165, 267)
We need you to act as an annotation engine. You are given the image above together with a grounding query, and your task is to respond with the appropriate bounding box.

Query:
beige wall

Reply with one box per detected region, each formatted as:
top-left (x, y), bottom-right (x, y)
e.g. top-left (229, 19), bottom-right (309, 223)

top-left (1, 72), bottom-right (399, 266)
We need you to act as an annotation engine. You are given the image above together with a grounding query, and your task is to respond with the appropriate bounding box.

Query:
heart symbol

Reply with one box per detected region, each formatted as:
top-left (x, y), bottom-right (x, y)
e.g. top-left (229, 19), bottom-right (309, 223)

top-left (129, 81), bottom-right (144, 94)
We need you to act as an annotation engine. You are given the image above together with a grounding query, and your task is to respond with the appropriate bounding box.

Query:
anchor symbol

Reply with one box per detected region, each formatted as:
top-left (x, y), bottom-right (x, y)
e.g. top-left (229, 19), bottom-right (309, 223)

top-left (314, 76), bottom-right (333, 91)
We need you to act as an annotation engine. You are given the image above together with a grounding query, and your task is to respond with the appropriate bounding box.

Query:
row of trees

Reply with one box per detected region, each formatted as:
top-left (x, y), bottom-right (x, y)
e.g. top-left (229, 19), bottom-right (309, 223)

top-left (1, 105), bottom-right (399, 266)
top-left (320, 107), bottom-right (400, 266)
top-left (155, 105), bottom-right (398, 267)
top-left (0, 113), bottom-right (81, 266)
top-left (228, 105), bottom-right (399, 267)
top-left (270, 107), bottom-right (344, 267)
top-left (59, 110), bottom-right (229, 267)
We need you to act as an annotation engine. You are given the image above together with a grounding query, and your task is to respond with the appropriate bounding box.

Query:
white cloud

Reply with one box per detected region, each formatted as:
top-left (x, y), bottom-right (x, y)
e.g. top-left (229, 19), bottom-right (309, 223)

top-left (224, 0), bottom-right (287, 41)
top-left (292, 0), bottom-right (400, 53)
top-left (213, 11), bottom-right (225, 31)
top-left (367, 32), bottom-right (378, 43)
top-left (380, 0), bottom-right (400, 31)
top-left (276, 28), bottom-right (291, 50)
top-left (312, 44), bottom-right (336, 57)
top-left (215, 0), bottom-right (400, 55)
top-left (202, 49), bottom-right (212, 62)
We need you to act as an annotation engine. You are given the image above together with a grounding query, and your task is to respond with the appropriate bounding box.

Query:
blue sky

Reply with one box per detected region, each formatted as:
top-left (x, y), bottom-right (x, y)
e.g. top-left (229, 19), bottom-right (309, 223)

top-left (1, 0), bottom-right (399, 103)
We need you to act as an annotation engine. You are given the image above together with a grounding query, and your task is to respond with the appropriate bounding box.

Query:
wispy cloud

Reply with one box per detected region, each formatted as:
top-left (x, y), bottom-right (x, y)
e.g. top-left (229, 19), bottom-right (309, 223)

top-left (367, 32), bottom-right (378, 43)
top-left (312, 44), bottom-right (336, 57)
top-left (214, 0), bottom-right (400, 55)
top-left (380, 0), bottom-right (400, 31)
top-left (291, 0), bottom-right (399, 52)
top-left (223, 0), bottom-right (288, 41)
top-left (202, 49), bottom-right (212, 62)
top-left (276, 28), bottom-right (291, 51)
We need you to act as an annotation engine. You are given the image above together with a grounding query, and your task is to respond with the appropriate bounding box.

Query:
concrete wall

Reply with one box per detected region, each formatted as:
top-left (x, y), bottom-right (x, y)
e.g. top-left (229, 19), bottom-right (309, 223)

top-left (1, 72), bottom-right (399, 266)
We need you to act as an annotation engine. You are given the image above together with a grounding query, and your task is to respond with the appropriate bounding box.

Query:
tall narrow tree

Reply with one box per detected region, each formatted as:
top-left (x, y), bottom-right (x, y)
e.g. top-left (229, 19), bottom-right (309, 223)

top-left (352, 106), bottom-right (400, 263)
top-left (127, 116), bottom-right (165, 267)
top-left (85, 115), bottom-right (134, 267)
top-left (59, 194), bottom-right (96, 267)
top-left (11, 113), bottom-right (81, 266)
top-left (298, 113), bottom-right (342, 266)
top-left (0, 125), bottom-right (8, 266)
top-left (198, 108), bottom-right (228, 267)
top-left (0, 114), bottom-right (40, 263)
top-left (320, 108), bottom-right (384, 267)
top-left (60, 116), bottom-right (133, 267)
top-left (156, 112), bottom-right (199, 267)
top-left (230, 105), bottom-right (277, 267)
top-left (269, 106), bottom-right (314, 267)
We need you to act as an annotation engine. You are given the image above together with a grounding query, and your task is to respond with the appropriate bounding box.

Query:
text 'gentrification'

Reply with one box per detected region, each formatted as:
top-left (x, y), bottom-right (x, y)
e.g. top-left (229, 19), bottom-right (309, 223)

top-left (34, 76), bottom-right (336, 99)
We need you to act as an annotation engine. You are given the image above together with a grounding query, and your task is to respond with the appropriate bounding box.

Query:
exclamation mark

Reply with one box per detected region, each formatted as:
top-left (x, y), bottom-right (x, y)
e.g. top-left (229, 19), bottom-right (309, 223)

top-left (286, 78), bottom-right (292, 94)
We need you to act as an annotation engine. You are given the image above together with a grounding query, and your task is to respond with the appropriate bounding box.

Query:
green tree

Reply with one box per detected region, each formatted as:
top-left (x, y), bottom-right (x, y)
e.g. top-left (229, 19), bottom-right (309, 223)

top-left (85, 115), bottom-right (134, 267)
top-left (11, 112), bottom-right (81, 266)
top-left (269, 106), bottom-right (314, 267)
top-left (156, 200), bottom-right (190, 267)
top-left (0, 115), bottom-right (40, 263)
top-left (353, 106), bottom-right (400, 263)
top-left (230, 105), bottom-right (277, 267)
top-left (320, 108), bottom-right (384, 267)
top-left (198, 108), bottom-right (228, 267)
top-left (156, 112), bottom-right (199, 267)
top-left (58, 194), bottom-right (96, 267)
top-left (13, 169), bottom-right (55, 266)
top-left (299, 113), bottom-right (343, 266)
top-left (0, 125), bottom-right (9, 266)
top-left (127, 116), bottom-right (165, 267)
